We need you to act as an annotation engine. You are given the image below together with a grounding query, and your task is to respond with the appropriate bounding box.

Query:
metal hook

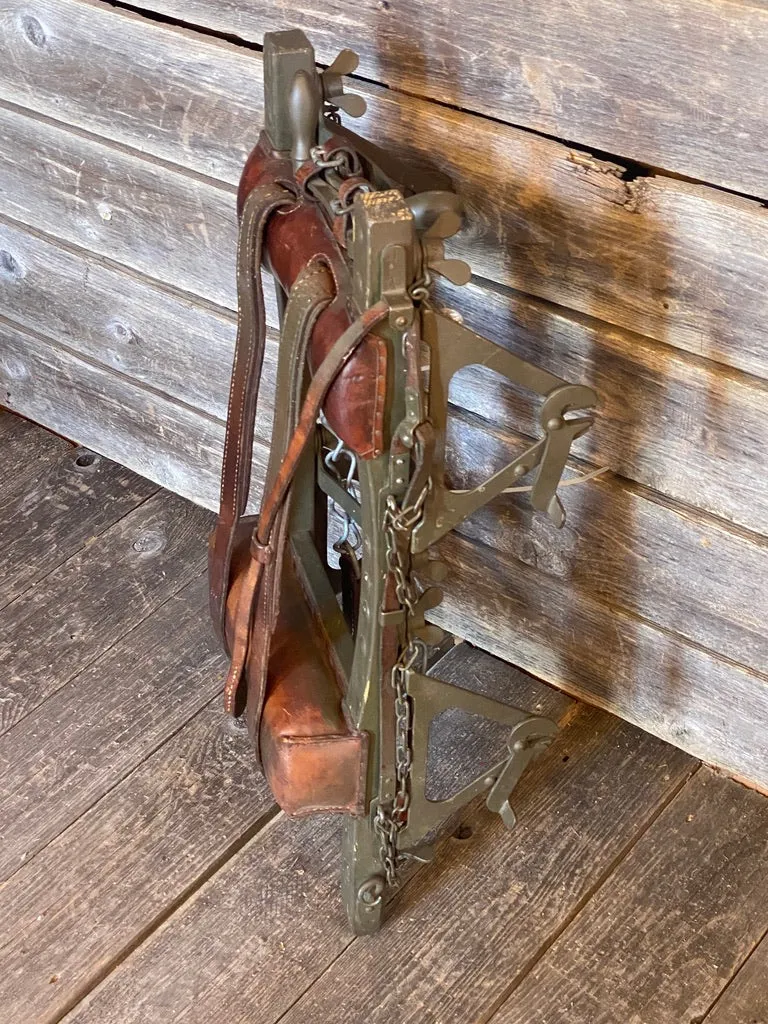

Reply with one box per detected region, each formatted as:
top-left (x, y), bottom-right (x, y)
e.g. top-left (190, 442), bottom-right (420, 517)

top-left (324, 436), bottom-right (345, 469)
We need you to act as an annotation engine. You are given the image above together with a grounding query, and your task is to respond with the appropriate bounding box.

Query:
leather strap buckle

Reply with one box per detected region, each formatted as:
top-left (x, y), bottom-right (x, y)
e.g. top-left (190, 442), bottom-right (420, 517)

top-left (250, 535), bottom-right (275, 564)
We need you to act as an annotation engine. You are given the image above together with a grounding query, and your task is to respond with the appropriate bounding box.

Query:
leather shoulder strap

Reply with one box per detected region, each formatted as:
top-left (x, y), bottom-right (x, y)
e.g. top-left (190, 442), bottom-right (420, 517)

top-left (209, 182), bottom-right (295, 647)
top-left (222, 259), bottom-right (335, 719)
top-left (223, 299), bottom-right (390, 715)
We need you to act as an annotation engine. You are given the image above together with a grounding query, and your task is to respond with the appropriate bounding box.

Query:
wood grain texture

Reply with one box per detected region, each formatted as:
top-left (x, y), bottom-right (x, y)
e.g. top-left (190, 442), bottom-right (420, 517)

top-left (2, 0), bottom-right (768, 378)
top-left (0, 701), bottom-right (274, 1024)
top-left (0, 220), bottom-right (239, 421)
top-left (6, 216), bottom-right (767, 536)
top-left (408, 642), bottom-right (575, 806)
top-left (450, 281), bottom-right (768, 536)
top-left (0, 103), bottom-right (236, 308)
top-left (0, 487), bottom-right (211, 735)
top-left (704, 934), bottom-right (768, 1024)
top-left (0, 574), bottom-right (228, 883)
top-left (0, 318), bottom-right (251, 510)
top-left (0, 218), bottom-right (272, 425)
top-left (434, 533), bottom-right (768, 790)
top-left (61, 696), bottom-right (692, 1024)
top-left (6, 321), bottom-right (768, 785)
top-left (0, 415), bottom-right (156, 608)
top-left (4, 233), bottom-right (767, 678)
top-left (93, 0), bottom-right (768, 198)
top-left (449, 415), bottom-right (768, 676)
top-left (490, 769), bottom-right (768, 1024)
top-left (276, 716), bottom-right (692, 1024)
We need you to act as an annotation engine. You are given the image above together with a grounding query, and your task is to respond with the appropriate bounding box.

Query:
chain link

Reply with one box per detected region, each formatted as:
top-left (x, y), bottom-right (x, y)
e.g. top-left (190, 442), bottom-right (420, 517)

top-left (374, 485), bottom-right (429, 886)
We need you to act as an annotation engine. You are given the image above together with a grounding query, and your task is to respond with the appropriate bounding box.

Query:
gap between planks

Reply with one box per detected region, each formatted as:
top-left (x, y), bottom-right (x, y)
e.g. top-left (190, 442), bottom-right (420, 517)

top-left (7, 310), bottom-right (767, 683)
top-left (50, 765), bottom-right (281, 1024)
top-left (2, 0), bottom-right (767, 379)
top-left (100, 0), bottom-right (768, 197)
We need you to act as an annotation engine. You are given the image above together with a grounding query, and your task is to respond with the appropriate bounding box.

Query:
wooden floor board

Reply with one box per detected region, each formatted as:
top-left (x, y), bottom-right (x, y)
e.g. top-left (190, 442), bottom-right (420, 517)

top-left (0, 701), bottom-right (274, 1024)
top-left (703, 930), bottom-right (768, 1024)
top-left (489, 769), bottom-right (768, 1024)
top-left (0, 414), bottom-right (157, 608)
top-left (60, 706), bottom-right (693, 1024)
top-left (2, 414), bottom-right (766, 1024)
top-left (0, 488), bottom-right (211, 736)
top-left (0, 573), bottom-right (227, 883)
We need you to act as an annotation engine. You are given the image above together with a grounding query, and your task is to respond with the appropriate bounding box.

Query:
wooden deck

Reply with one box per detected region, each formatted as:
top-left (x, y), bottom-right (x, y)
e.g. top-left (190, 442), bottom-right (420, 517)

top-left (2, 411), bottom-right (767, 1024)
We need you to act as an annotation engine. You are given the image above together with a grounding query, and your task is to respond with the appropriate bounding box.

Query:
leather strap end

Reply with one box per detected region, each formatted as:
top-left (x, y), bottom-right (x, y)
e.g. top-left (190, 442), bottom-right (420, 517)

top-left (222, 557), bottom-right (264, 716)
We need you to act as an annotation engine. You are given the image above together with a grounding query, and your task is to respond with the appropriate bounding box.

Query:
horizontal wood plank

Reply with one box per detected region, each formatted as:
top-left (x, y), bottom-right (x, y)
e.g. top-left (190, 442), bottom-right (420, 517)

top-left (0, 102), bottom-right (236, 308)
top-left (4, 232), bottom-right (768, 677)
top-left (434, 533), bottom-right (768, 789)
top-left (0, 574), bottom-right (228, 882)
top-left (0, 700), bottom-right (274, 1024)
top-left (491, 769), bottom-right (768, 1024)
top-left (0, 319), bottom-right (247, 509)
top-left (62, 705), bottom-right (692, 1024)
top-left (97, 0), bottom-right (768, 198)
top-left (0, 221), bottom-right (238, 421)
top-left (449, 414), bottom-right (768, 676)
top-left (450, 281), bottom-right (768, 535)
top-left (0, 487), bottom-right (211, 734)
top-left (6, 216), bottom-right (768, 536)
top-left (2, 0), bottom-right (768, 378)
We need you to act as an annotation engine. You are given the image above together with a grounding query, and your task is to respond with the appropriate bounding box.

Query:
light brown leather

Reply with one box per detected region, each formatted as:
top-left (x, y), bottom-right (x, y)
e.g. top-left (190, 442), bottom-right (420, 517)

top-left (211, 141), bottom-right (390, 818)
top-left (222, 261), bottom-right (335, 719)
top-left (257, 553), bottom-right (368, 817)
top-left (209, 181), bottom-right (295, 648)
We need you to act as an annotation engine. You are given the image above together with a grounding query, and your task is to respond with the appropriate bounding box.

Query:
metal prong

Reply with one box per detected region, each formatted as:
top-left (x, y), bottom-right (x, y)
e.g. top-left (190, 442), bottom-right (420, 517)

top-left (325, 48), bottom-right (360, 77)
top-left (428, 258), bottom-right (472, 286)
top-left (335, 92), bottom-right (368, 118)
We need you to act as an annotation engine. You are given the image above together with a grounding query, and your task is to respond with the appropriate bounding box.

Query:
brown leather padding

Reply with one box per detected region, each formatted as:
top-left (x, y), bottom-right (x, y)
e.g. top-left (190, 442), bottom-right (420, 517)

top-left (223, 536), bottom-right (366, 817)
top-left (238, 133), bottom-right (387, 460)
top-left (256, 552), bottom-right (368, 817)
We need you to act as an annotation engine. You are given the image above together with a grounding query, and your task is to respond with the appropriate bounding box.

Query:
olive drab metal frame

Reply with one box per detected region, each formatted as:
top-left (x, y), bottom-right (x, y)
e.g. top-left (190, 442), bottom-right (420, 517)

top-left (262, 29), bottom-right (597, 933)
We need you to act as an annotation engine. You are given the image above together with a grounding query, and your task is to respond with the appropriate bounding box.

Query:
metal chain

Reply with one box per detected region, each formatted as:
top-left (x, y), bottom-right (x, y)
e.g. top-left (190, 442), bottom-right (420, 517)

top-left (374, 485), bottom-right (429, 886)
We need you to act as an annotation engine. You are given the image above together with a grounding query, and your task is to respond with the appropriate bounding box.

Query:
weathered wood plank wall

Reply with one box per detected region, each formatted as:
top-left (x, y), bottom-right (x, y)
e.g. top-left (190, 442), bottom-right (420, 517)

top-left (1, 0), bottom-right (766, 786)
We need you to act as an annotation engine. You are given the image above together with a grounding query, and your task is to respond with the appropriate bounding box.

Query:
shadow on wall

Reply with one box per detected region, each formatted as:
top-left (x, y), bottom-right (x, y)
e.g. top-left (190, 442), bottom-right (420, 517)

top-left (369, 17), bottom-right (697, 740)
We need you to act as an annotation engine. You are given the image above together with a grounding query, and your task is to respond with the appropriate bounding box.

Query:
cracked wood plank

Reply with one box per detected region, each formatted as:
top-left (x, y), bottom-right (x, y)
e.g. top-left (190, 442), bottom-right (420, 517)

top-left (1, 0), bottom-right (767, 378)
top-left (83, 0), bottom-right (768, 198)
